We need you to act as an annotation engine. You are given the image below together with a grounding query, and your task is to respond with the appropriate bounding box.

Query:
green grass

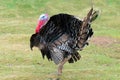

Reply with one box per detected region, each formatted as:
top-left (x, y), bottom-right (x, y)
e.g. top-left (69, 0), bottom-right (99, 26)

top-left (0, 0), bottom-right (120, 80)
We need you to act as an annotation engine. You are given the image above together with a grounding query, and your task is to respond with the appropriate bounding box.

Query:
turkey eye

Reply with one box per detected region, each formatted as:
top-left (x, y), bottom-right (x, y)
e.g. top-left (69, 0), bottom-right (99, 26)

top-left (42, 16), bottom-right (45, 18)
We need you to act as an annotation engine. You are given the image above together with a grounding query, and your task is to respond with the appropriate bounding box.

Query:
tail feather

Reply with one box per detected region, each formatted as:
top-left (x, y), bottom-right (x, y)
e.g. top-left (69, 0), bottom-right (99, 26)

top-left (68, 52), bottom-right (81, 63)
top-left (77, 26), bottom-right (93, 49)
top-left (72, 54), bottom-right (78, 62)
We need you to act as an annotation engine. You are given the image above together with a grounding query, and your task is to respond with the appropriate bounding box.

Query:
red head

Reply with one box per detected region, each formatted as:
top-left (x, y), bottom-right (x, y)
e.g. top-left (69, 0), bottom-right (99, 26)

top-left (35, 14), bottom-right (49, 33)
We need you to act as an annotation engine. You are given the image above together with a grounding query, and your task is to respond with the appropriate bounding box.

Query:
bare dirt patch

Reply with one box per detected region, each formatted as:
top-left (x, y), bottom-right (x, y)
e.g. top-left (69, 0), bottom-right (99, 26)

top-left (91, 36), bottom-right (119, 47)
top-left (91, 36), bottom-right (120, 59)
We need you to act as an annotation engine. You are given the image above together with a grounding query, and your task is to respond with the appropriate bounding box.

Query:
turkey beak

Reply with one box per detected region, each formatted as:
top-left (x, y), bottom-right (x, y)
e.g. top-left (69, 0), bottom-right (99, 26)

top-left (30, 44), bottom-right (33, 51)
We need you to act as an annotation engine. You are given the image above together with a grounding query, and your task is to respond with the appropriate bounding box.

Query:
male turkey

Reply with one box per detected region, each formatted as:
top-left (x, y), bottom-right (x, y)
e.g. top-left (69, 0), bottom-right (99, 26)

top-left (30, 8), bottom-right (98, 75)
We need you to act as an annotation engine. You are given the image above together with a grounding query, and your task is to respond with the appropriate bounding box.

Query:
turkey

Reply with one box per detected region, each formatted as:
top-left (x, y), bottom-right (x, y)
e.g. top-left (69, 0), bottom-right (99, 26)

top-left (30, 7), bottom-right (98, 75)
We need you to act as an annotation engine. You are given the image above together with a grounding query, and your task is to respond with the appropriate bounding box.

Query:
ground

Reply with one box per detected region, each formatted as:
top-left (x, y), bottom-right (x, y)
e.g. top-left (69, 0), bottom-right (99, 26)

top-left (0, 0), bottom-right (120, 80)
top-left (91, 36), bottom-right (120, 47)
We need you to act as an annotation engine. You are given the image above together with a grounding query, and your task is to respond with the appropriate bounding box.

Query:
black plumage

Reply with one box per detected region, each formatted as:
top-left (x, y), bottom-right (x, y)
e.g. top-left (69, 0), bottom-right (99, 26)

top-left (30, 8), bottom-right (98, 75)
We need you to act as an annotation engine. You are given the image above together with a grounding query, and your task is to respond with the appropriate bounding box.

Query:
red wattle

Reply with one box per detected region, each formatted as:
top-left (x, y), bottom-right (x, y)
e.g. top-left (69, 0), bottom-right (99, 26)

top-left (35, 20), bottom-right (44, 33)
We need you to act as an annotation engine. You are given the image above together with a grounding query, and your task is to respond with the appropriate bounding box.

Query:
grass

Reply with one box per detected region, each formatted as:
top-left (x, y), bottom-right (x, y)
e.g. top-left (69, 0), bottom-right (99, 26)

top-left (0, 0), bottom-right (120, 80)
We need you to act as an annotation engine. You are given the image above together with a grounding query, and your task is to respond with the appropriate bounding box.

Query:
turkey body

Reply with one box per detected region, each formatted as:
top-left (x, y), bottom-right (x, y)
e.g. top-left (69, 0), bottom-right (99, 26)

top-left (30, 9), bottom-right (98, 75)
top-left (30, 13), bottom-right (92, 64)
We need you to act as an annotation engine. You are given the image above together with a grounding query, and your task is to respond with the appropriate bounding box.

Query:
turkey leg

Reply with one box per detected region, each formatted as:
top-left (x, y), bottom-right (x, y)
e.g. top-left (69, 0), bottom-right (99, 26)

top-left (57, 55), bottom-right (71, 75)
